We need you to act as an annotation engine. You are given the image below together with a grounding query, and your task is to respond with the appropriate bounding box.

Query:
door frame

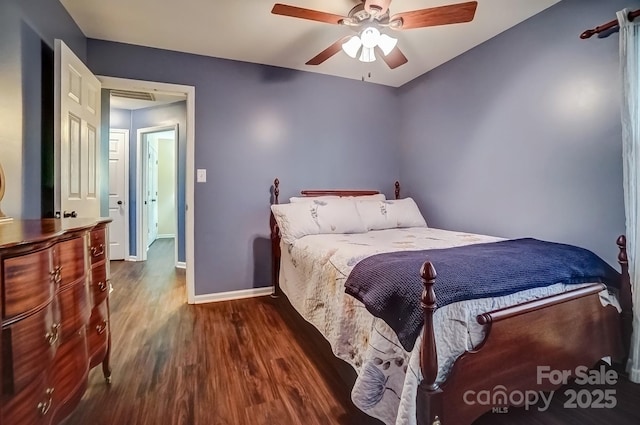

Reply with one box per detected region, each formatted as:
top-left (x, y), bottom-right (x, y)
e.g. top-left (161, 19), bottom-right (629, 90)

top-left (98, 76), bottom-right (196, 304)
top-left (109, 128), bottom-right (130, 260)
top-left (137, 125), bottom-right (178, 264)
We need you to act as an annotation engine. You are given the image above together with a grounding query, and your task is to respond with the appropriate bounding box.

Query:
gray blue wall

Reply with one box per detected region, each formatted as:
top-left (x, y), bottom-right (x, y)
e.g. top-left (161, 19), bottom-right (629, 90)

top-left (398, 0), bottom-right (636, 266)
top-left (0, 0), bottom-right (86, 218)
top-left (2, 0), bottom-right (631, 294)
top-left (110, 107), bottom-right (132, 129)
top-left (88, 41), bottom-right (400, 294)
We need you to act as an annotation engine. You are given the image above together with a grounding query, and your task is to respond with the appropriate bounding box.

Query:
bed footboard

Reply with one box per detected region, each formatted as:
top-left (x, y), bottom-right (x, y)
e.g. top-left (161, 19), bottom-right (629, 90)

top-left (416, 237), bottom-right (631, 425)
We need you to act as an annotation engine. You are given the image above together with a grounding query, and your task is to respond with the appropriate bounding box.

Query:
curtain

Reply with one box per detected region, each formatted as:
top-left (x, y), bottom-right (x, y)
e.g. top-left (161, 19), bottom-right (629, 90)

top-left (618, 8), bottom-right (640, 383)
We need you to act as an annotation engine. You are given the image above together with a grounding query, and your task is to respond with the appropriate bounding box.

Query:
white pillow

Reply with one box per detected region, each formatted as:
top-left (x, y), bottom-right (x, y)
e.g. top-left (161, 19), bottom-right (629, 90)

top-left (271, 199), bottom-right (367, 244)
top-left (393, 198), bottom-right (428, 228)
top-left (356, 198), bottom-right (427, 230)
top-left (347, 193), bottom-right (386, 201)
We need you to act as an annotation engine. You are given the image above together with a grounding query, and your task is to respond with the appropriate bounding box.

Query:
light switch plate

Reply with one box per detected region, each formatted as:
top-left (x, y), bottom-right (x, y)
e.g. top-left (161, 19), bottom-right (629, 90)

top-left (197, 169), bottom-right (207, 183)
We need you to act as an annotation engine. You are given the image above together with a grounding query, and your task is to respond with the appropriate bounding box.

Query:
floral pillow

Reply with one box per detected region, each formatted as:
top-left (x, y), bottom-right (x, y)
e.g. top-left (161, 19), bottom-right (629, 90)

top-left (356, 198), bottom-right (427, 230)
top-left (271, 199), bottom-right (367, 244)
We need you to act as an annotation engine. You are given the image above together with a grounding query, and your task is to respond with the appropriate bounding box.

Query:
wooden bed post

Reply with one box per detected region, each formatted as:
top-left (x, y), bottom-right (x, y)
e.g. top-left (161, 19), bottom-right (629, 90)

top-left (617, 235), bottom-right (634, 365)
top-left (416, 261), bottom-right (443, 425)
top-left (270, 178), bottom-right (281, 298)
top-left (395, 181), bottom-right (400, 200)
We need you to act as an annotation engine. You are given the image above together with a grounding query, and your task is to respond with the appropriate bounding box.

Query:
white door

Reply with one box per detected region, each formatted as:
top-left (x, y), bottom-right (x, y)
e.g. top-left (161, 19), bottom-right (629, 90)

top-left (54, 39), bottom-right (101, 218)
top-left (147, 142), bottom-right (159, 248)
top-left (108, 129), bottom-right (128, 260)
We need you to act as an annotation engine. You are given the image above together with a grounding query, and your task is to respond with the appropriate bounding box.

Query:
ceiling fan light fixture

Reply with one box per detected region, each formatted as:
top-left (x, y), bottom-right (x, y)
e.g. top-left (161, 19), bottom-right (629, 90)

top-left (359, 46), bottom-right (376, 63)
top-left (342, 36), bottom-right (362, 59)
top-left (378, 33), bottom-right (397, 56)
top-left (360, 26), bottom-right (381, 49)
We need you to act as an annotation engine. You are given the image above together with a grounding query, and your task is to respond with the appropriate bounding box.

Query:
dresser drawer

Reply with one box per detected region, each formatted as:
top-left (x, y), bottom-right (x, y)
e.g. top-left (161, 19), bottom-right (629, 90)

top-left (57, 280), bottom-right (91, 341)
top-left (2, 248), bottom-right (54, 319)
top-left (89, 227), bottom-right (107, 264)
top-left (90, 262), bottom-right (109, 307)
top-left (50, 327), bottom-right (89, 410)
top-left (0, 371), bottom-right (53, 425)
top-left (1, 303), bottom-right (57, 395)
top-left (54, 236), bottom-right (86, 287)
top-left (87, 300), bottom-right (109, 364)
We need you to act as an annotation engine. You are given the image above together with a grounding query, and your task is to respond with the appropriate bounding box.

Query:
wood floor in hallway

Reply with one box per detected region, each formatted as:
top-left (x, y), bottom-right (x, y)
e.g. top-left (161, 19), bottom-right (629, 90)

top-left (63, 238), bottom-right (640, 425)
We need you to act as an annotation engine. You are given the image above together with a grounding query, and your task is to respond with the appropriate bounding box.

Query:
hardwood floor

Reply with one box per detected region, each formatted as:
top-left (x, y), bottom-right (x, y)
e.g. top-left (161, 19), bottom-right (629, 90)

top-left (63, 239), bottom-right (640, 425)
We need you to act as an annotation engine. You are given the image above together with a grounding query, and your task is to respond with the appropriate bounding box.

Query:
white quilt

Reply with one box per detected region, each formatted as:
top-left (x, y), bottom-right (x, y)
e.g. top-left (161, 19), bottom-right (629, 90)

top-left (278, 227), bottom-right (606, 425)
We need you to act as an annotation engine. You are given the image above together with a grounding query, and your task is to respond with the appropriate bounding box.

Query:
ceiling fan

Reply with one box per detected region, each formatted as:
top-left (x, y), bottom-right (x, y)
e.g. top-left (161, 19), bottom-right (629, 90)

top-left (271, 0), bottom-right (478, 69)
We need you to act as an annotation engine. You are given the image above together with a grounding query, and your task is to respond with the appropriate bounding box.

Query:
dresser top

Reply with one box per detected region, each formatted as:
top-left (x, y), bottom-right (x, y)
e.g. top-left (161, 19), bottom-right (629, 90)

top-left (0, 218), bottom-right (111, 248)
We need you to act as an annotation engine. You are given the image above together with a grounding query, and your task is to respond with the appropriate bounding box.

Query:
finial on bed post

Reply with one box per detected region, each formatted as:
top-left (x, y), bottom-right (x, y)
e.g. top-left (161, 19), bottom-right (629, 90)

top-left (416, 261), bottom-right (443, 425)
top-left (270, 178), bottom-right (281, 298)
top-left (420, 261), bottom-right (439, 390)
top-left (616, 235), bottom-right (633, 364)
top-left (395, 181), bottom-right (401, 200)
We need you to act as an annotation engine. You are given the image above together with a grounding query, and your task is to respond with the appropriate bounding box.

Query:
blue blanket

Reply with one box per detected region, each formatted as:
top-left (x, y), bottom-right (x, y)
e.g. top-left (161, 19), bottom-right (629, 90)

top-left (344, 238), bottom-right (620, 351)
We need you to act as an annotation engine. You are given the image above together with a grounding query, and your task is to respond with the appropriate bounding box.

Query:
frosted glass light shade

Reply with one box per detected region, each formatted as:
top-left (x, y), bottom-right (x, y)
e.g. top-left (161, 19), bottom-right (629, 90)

top-left (360, 27), bottom-right (381, 49)
top-left (342, 36), bottom-right (362, 59)
top-left (378, 34), bottom-right (398, 56)
top-left (341, 27), bottom-right (397, 63)
top-left (359, 46), bottom-right (376, 63)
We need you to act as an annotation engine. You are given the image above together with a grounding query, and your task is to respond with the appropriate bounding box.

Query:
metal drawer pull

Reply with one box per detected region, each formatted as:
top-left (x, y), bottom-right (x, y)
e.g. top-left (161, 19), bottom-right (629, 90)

top-left (97, 281), bottom-right (108, 292)
top-left (49, 265), bottom-right (62, 284)
top-left (37, 387), bottom-right (54, 416)
top-left (45, 323), bottom-right (60, 346)
top-left (90, 244), bottom-right (104, 257)
top-left (96, 320), bottom-right (108, 335)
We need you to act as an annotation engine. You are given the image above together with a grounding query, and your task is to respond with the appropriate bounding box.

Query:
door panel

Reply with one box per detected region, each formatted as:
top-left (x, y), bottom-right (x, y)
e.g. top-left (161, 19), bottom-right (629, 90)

top-left (108, 130), bottom-right (127, 260)
top-left (54, 39), bottom-right (101, 218)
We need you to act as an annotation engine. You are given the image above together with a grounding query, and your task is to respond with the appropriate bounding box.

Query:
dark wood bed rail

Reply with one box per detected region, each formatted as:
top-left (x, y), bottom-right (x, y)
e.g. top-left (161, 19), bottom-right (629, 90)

top-left (269, 177), bottom-right (401, 297)
top-left (270, 178), bottom-right (281, 297)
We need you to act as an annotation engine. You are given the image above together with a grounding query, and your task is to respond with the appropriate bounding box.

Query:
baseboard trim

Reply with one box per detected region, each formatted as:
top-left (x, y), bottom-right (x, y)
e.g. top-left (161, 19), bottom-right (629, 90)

top-left (193, 287), bottom-right (273, 304)
top-left (127, 256), bottom-right (140, 262)
top-left (175, 262), bottom-right (186, 269)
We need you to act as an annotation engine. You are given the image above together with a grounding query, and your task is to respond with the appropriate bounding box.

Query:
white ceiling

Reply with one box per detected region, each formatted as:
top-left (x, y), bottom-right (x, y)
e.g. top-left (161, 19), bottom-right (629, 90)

top-left (60, 0), bottom-right (561, 88)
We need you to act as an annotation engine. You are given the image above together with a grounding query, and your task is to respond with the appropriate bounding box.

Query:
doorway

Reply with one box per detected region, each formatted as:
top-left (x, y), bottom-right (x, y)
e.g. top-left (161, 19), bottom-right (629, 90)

top-left (139, 126), bottom-right (178, 262)
top-left (99, 76), bottom-right (196, 304)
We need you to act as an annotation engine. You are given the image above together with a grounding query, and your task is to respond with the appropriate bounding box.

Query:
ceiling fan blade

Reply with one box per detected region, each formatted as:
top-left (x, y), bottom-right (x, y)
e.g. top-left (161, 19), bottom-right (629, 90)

top-left (391, 1), bottom-right (478, 30)
top-left (271, 3), bottom-right (345, 25)
top-left (376, 46), bottom-right (408, 69)
top-left (306, 37), bottom-right (350, 65)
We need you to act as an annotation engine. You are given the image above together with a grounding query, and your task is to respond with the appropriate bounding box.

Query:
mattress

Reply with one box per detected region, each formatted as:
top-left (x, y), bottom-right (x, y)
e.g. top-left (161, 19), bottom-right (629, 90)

top-left (278, 227), bottom-right (618, 425)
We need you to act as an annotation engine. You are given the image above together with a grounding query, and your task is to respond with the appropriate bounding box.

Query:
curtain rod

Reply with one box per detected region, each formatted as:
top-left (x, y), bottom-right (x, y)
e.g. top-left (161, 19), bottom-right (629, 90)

top-left (580, 9), bottom-right (640, 39)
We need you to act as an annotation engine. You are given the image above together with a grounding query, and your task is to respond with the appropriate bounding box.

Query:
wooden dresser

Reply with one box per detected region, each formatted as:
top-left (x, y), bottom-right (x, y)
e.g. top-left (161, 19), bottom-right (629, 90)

top-left (0, 219), bottom-right (112, 425)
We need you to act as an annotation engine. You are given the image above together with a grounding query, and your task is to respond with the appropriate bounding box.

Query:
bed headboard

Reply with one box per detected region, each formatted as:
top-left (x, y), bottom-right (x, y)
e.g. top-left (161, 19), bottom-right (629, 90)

top-left (269, 178), bottom-right (401, 297)
top-left (272, 179), bottom-right (401, 203)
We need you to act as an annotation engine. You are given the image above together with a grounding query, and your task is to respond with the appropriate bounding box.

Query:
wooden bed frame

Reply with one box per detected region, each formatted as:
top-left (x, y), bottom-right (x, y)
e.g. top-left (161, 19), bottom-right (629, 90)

top-left (269, 177), bottom-right (634, 425)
